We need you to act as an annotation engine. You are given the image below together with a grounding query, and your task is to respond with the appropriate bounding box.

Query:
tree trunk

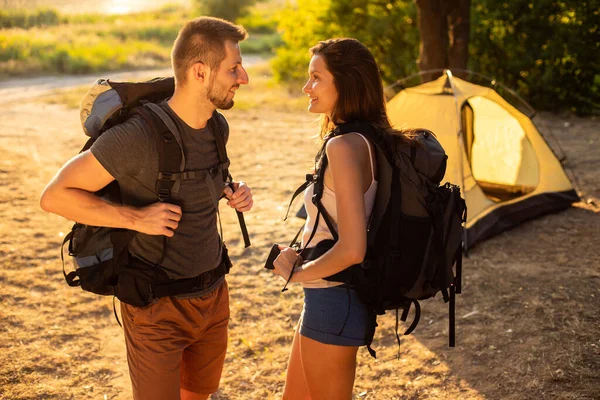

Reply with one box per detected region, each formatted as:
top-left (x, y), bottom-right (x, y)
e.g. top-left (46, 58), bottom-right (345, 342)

top-left (448, 0), bottom-right (471, 73)
top-left (415, 0), bottom-right (448, 82)
top-left (414, 0), bottom-right (471, 82)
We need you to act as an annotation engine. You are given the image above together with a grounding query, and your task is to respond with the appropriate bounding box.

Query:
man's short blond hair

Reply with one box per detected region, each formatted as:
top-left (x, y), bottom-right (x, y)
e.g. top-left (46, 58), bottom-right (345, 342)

top-left (171, 17), bottom-right (248, 86)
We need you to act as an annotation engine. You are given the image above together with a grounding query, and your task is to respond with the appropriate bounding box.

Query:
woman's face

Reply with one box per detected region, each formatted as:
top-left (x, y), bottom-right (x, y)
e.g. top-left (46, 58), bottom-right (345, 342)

top-left (302, 55), bottom-right (338, 118)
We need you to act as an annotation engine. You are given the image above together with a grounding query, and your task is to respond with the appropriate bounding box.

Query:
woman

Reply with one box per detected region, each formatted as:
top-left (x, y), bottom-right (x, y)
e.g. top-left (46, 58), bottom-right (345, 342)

top-left (271, 38), bottom-right (418, 399)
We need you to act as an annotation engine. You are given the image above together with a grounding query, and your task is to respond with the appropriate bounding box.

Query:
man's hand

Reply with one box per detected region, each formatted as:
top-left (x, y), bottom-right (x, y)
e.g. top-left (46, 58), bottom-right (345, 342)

top-left (222, 181), bottom-right (253, 212)
top-left (131, 202), bottom-right (182, 237)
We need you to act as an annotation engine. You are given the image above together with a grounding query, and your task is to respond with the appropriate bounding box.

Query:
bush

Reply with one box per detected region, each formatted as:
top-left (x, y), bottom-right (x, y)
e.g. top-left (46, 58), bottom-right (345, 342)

top-left (240, 33), bottom-right (283, 54)
top-left (0, 8), bottom-right (60, 29)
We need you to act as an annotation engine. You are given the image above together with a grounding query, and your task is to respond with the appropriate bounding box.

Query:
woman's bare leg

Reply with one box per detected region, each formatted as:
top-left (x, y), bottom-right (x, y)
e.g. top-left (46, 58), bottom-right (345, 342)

top-left (299, 334), bottom-right (358, 400)
top-left (283, 329), bottom-right (311, 400)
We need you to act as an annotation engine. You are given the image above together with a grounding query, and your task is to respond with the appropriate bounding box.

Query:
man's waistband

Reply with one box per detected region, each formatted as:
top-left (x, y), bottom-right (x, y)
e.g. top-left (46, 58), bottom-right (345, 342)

top-left (151, 259), bottom-right (229, 299)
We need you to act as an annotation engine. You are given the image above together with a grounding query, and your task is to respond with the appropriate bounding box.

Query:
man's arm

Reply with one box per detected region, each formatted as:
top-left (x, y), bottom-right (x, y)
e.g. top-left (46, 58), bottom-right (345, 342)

top-left (40, 150), bottom-right (181, 237)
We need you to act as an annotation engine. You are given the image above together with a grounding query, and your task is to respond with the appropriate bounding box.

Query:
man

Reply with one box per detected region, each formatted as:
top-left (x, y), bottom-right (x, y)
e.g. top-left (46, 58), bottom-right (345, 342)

top-left (40, 17), bottom-right (253, 400)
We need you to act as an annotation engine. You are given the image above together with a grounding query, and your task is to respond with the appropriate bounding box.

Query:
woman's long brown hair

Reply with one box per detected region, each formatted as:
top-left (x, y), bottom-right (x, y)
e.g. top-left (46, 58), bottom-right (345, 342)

top-left (309, 38), bottom-right (420, 144)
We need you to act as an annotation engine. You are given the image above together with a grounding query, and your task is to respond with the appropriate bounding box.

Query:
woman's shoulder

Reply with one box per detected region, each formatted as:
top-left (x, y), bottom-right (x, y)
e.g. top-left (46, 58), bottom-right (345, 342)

top-left (325, 132), bottom-right (372, 159)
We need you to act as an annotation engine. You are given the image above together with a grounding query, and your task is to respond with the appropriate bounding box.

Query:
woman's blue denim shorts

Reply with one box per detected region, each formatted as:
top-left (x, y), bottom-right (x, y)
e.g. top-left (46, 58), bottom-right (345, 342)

top-left (299, 286), bottom-right (376, 347)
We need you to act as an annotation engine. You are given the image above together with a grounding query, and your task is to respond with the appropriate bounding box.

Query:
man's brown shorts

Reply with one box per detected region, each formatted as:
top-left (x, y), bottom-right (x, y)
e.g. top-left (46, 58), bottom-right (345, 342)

top-left (121, 280), bottom-right (229, 399)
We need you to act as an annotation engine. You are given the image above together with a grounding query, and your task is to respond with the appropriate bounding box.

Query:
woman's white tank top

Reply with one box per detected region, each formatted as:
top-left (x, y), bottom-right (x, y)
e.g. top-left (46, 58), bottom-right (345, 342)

top-left (300, 133), bottom-right (378, 289)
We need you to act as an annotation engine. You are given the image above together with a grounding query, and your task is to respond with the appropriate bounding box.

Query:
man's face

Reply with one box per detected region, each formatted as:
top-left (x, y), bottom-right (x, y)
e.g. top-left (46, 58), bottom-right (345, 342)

top-left (206, 40), bottom-right (249, 110)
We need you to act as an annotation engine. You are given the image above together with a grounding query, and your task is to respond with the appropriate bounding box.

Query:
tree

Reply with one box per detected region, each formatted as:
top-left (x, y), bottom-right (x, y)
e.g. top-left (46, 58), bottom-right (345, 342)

top-left (414, 0), bottom-right (471, 81)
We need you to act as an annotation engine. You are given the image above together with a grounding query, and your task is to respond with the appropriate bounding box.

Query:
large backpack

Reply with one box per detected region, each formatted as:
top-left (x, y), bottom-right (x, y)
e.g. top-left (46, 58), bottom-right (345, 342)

top-left (284, 120), bottom-right (466, 358)
top-left (61, 77), bottom-right (250, 308)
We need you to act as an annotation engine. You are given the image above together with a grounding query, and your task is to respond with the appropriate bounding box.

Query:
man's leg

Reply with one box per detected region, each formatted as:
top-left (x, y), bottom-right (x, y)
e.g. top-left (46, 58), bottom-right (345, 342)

top-left (180, 280), bottom-right (230, 398)
top-left (180, 388), bottom-right (210, 400)
top-left (121, 298), bottom-right (190, 400)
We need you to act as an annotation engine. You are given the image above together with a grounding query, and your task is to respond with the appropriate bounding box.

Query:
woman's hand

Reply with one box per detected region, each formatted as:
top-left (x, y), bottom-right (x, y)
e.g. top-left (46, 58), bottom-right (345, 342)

top-left (272, 246), bottom-right (303, 281)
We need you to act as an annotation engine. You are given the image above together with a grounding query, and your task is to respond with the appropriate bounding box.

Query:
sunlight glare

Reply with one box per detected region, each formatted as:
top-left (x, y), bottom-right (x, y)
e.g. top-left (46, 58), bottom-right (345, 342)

top-left (106, 0), bottom-right (136, 15)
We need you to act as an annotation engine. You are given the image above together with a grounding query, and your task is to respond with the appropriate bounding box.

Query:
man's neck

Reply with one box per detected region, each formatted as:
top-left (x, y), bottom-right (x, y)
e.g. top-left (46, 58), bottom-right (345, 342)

top-left (167, 88), bottom-right (214, 129)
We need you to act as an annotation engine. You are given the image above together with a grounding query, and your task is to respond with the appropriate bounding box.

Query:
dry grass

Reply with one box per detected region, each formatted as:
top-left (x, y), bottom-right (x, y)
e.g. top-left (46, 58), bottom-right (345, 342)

top-left (1, 65), bottom-right (599, 399)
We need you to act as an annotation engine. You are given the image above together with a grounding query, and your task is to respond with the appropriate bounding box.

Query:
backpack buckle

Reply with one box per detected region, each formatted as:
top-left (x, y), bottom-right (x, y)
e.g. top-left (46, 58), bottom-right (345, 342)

top-left (158, 188), bottom-right (171, 202)
top-left (209, 166), bottom-right (220, 178)
top-left (158, 172), bottom-right (174, 180)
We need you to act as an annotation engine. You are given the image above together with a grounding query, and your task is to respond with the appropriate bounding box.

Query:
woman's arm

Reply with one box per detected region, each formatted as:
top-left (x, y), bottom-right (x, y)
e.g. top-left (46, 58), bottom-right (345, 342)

top-left (273, 133), bottom-right (373, 282)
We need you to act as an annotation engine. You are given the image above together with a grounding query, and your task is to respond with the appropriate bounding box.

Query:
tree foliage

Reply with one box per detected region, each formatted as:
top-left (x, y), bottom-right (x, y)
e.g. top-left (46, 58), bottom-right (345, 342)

top-left (273, 0), bottom-right (599, 114)
top-left (193, 0), bottom-right (257, 22)
top-left (272, 0), bottom-right (418, 84)
top-left (470, 0), bottom-right (599, 114)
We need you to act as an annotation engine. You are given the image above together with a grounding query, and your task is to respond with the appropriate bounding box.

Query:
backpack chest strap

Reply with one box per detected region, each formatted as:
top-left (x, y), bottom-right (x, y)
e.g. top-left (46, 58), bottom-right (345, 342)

top-left (157, 162), bottom-right (230, 182)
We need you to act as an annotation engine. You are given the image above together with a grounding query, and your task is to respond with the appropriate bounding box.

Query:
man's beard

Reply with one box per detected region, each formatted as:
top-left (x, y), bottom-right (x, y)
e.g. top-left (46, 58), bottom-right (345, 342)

top-left (207, 76), bottom-right (235, 110)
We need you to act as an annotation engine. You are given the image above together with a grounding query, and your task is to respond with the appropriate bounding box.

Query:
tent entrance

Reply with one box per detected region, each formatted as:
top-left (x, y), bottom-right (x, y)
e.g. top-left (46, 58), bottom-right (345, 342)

top-left (462, 96), bottom-right (539, 203)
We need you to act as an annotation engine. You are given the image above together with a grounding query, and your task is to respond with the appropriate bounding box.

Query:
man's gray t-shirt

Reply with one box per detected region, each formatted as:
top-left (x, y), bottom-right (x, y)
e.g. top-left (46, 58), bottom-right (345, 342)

top-left (90, 101), bottom-right (229, 284)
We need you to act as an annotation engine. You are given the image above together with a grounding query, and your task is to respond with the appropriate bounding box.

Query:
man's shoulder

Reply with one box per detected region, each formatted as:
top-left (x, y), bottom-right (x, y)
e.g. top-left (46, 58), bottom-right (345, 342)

top-left (91, 112), bottom-right (158, 162)
top-left (102, 112), bottom-right (152, 137)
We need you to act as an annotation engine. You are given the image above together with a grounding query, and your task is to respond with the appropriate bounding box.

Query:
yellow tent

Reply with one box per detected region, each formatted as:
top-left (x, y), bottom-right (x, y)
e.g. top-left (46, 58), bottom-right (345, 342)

top-left (386, 71), bottom-right (579, 249)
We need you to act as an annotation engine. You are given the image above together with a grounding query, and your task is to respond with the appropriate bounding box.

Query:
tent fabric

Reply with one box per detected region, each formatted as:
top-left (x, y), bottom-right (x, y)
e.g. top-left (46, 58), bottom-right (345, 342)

top-left (386, 73), bottom-right (579, 249)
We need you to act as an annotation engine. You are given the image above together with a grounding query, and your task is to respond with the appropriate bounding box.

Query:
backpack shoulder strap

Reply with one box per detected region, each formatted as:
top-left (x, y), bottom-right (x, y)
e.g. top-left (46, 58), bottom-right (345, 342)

top-left (143, 102), bottom-right (185, 172)
top-left (311, 138), bottom-right (339, 242)
top-left (207, 111), bottom-right (230, 183)
top-left (130, 104), bottom-right (183, 202)
top-left (129, 103), bottom-right (183, 265)
top-left (334, 120), bottom-right (378, 137)
top-left (208, 111), bottom-right (251, 249)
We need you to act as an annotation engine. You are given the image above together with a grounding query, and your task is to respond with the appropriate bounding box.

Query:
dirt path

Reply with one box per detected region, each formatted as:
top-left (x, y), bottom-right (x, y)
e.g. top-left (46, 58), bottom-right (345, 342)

top-left (0, 85), bottom-right (598, 399)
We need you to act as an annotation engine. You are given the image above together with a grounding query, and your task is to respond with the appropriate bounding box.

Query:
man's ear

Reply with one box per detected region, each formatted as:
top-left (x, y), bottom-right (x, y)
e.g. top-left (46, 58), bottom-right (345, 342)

top-left (190, 61), bottom-right (208, 83)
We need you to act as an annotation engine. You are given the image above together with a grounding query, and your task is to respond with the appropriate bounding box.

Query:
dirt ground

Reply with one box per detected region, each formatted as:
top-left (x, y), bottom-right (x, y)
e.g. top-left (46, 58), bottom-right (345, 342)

top-left (0, 70), bottom-right (598, 399)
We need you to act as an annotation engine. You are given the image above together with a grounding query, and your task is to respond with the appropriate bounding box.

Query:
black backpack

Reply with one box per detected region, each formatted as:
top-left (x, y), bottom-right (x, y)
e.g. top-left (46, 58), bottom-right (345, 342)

top-left (61, 77), bottom-right (250, 308)
top-left (283, 120), bottom-right (466, 357)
